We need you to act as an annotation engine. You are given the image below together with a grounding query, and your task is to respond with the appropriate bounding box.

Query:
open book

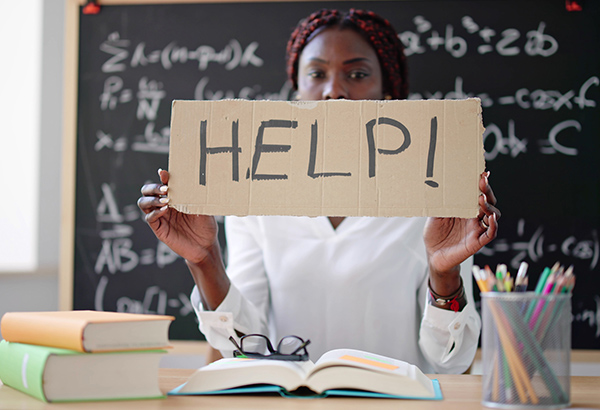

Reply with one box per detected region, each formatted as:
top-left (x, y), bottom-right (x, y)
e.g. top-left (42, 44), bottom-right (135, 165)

top-left (169, 348), bottom-right (442, 399)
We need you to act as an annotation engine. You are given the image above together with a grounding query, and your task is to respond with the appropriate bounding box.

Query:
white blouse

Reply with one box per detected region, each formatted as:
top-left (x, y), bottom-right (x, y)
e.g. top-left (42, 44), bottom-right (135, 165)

top-left (192, 215), bottom-right (481, 374)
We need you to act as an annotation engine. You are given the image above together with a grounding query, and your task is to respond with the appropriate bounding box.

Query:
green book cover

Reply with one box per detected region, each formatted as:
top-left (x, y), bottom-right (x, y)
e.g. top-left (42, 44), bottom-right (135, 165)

top-left (0, 340), bottom-right (166, 402)
top-left (0, 339), bottom-right (60, 402)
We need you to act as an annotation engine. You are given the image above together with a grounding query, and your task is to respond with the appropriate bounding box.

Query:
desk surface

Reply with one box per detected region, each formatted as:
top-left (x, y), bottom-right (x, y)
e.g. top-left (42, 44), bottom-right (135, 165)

top-left (0, 370), bottom-right (599, 409)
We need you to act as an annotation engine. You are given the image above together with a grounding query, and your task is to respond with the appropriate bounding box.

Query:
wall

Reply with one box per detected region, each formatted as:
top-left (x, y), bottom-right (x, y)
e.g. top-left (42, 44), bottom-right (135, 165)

top-left (0, 0), bottom-right (63, 335)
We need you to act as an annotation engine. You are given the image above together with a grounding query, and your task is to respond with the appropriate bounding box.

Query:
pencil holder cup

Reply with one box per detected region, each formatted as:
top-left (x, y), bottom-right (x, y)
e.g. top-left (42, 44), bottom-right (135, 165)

top-left (481, 292), bottom-right (571, 409)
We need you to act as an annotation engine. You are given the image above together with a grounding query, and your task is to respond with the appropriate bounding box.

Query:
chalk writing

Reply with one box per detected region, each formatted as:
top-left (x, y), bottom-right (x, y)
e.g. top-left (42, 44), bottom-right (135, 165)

top-left (497, 76), bottom-right (599, 111)
top-left (483, 120), bottom-right (527, 160)
top-left (101, 32), bottom-right (264, 73)
top-left (131, 122), bottom-right (170, 154)
top-left (94, 275), bottom-right (193, 317)
top-left (136, 77), bottom-right (166, 121)
top-left (400, 15), bottom-right (559, 58)
top-left (100, 32), bottom-right (130, 73)
top-left (484, 118), bottom-right (585, 160)
top-left (95, 130), bottom-right (127, 152)
top-left (94, 184), bottom-right (180, 275)
top-left (94, 232), bottom-right (181, 274)
top-left (99, 76), bottom-right (133, 110)
top-left (410, 76), bottom-right (599, 112)
top-left (97, 184), bottom-right (139, 223)
top-left (95, 238), bottom-right (139, 274)
top-left (539, 120), bottom-right (580, 156)
top-left (479, 218), bottom-right (599, 271)
top-left (194, 76), bottom-right (294, 101)
top-left (573, 296), bottom-right (600, 339)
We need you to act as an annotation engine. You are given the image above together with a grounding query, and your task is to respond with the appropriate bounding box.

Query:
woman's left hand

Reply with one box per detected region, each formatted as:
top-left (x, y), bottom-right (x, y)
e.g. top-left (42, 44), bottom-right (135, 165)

top-left (423, 171), bottom-right (500, 286)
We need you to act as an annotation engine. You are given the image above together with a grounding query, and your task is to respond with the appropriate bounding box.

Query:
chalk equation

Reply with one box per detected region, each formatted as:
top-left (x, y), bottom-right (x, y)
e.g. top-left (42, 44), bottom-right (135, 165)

top-left (94, 183), bottom-right (180, 275)
top-left (94, 275), bottom-right (195, 318)
top-left (100, 76), bottom-right (164, 113)
top-left (101, 32), bottom-right (263, 73)
top-left (409, 76), bottom-right (598, 112)
top-left (194, 76), bottom-right (294, 102)
top-left (484, 118), bottom-right (588, 159)
top-left (478, 218), bottom-right (599, 272)
top-left (573, 295), bottom-right (600, 339)
top-left (401, 15), bottom-right (558, 58)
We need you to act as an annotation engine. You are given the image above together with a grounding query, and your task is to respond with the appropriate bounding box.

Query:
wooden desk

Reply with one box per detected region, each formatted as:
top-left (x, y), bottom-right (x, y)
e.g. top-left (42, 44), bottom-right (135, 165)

top-left (0, 370), bottom-right (599, 409)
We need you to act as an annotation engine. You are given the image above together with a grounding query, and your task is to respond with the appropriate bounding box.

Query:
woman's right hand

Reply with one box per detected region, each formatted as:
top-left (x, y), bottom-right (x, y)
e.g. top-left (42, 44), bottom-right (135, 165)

top-left (137, 169), bottom-right (219, 265)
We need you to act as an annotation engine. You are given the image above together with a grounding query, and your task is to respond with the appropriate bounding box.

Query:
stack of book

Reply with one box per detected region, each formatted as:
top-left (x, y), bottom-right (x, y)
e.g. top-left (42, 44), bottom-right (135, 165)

top-left (0, 310), bottom-right (174, 403)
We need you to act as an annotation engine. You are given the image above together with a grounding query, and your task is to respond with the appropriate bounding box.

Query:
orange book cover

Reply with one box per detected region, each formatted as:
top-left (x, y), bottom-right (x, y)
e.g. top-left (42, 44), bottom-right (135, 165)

top-left (0, 310), bottom-right (174, 352)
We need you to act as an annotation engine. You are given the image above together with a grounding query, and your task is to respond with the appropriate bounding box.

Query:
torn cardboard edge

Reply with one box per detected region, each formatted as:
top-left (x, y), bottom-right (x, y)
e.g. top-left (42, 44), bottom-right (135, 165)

top-left (167, 98), bottom-right (485, 218)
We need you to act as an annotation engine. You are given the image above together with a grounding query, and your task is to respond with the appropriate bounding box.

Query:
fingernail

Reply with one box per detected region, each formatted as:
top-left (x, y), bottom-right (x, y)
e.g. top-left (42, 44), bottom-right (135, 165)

top-left (159, 185), bottom-right (168, 193)
top-left (159, 197), bottom-right (169, 204)
top-left (158, 168), bottom-right (163, 178)
top-left (160, 205), bottom-right (168, 211)
top-left (486, 170), bottom-right (491, 178)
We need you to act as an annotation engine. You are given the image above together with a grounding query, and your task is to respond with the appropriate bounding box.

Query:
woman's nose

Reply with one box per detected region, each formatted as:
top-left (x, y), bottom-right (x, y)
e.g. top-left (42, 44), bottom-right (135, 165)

top-left (323, 76), bottom-right (348, 100)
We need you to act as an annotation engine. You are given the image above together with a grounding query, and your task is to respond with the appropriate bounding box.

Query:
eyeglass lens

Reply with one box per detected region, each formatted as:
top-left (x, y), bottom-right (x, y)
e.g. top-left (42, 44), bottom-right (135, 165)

top-left (277, 336), bottom-right (306, 355)
top-left (240, 335), bottom-right (272, 355)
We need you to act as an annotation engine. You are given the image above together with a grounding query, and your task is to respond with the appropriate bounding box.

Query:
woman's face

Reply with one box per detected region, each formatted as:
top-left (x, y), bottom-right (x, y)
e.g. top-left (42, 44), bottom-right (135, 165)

top-left (296, 27), bottom-right (384, 101)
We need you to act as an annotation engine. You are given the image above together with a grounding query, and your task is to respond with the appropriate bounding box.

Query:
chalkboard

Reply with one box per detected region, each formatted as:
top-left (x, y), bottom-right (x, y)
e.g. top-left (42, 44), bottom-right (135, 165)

top-left (62, 0), bottom-right (600, 346)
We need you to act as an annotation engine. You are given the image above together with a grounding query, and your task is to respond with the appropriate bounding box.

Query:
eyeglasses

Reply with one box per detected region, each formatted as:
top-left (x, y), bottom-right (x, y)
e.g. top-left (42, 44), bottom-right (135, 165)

top-left (229, 334), bottom-right (311, 361)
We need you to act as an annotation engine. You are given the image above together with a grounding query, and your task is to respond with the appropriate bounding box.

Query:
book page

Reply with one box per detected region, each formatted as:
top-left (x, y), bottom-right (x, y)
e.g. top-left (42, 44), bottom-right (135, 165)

top-left (312, 348), bottom-right (411, 374)
top-left (178, 358), bottom-right (315, 393)
top-left (307, 348), bottom-right (435, 397)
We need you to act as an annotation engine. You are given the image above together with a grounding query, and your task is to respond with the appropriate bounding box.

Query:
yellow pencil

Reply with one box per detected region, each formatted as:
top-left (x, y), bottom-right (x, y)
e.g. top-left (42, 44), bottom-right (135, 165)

top-left (472, 266), bottom-right (489, 293)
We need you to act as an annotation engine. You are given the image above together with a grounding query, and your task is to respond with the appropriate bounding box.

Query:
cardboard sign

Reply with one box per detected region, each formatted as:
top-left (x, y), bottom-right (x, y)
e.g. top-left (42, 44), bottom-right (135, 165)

top-left (167, 99), bottom-right (485, 218)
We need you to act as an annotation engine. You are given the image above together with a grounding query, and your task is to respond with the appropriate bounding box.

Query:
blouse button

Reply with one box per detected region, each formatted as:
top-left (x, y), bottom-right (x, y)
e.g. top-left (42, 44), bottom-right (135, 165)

top-left (219, 316), bottom-right (228, 322)
top-left (454, 322), bottom-right (461, 330)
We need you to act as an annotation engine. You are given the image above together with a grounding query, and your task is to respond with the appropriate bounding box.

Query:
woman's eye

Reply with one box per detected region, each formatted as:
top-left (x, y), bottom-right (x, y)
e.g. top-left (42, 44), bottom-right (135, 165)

top-left (349, 71), bottom-right (368, 80)
top-left (308, 71), bottom-right (325, 79)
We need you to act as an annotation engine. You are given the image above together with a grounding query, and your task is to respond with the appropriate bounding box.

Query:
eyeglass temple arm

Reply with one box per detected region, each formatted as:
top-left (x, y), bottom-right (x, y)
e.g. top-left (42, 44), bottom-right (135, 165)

top-left (291, 339), bottom-right (311, 355)
top-left (229, 336), bottom-right (242, 350)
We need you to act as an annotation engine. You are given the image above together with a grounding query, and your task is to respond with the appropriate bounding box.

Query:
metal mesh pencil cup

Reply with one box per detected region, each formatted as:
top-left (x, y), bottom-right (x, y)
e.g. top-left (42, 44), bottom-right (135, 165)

top-left (481, 292), bottom-right (571, 409)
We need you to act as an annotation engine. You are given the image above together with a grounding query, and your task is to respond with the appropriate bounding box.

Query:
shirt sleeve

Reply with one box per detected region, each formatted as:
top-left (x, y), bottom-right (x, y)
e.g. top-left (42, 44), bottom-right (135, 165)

top-left (417, 257), bottom-right (482, 374)
top-left (191, 216), bottom-right (271, 356)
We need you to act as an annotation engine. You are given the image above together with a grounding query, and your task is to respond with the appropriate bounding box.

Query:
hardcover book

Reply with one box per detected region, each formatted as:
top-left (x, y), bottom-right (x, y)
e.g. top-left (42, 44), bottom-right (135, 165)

top-left (0, 310), bottom-right (174, 352)
top-left (0, 340), bottom-right (165, 402)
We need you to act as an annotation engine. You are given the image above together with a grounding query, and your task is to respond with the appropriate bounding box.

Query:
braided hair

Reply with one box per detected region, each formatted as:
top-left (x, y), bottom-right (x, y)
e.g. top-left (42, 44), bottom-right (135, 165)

top-left (286, 9), bottom-right (408, 100)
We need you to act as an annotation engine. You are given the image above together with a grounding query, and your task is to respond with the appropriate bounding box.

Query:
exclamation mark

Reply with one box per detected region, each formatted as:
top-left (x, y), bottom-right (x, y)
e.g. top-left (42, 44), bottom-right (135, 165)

top-left (425, 116), bottom-right (439, 188)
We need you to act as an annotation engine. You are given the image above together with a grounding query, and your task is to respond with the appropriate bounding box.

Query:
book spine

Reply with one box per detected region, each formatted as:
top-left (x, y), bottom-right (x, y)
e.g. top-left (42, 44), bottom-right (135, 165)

top-left (0, 340), bottom-right (51, 402)
top-left (1, 314), bottom-right (85, 352)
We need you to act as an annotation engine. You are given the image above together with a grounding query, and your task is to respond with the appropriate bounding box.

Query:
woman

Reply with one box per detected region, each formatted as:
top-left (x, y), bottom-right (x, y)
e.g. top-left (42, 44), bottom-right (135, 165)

top-left (138, 9), bottom-right (500, 373)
